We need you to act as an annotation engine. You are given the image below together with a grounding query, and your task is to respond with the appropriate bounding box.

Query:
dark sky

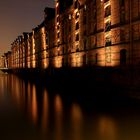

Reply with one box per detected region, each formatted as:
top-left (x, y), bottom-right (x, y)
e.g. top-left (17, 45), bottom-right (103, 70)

top-left (0, 0), bottom-right (54, 55)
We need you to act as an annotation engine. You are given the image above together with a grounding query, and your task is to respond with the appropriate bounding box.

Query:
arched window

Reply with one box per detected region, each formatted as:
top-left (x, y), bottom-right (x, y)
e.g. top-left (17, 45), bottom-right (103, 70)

top-left (120, 49), bottom-right (127, 65)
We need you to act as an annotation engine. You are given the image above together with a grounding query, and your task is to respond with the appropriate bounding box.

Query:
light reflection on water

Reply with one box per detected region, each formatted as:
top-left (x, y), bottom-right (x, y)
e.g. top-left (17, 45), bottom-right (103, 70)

top-left (98, 116), bottom-right (117, 140)
top-left (0, 73), bottom-right (140, 140)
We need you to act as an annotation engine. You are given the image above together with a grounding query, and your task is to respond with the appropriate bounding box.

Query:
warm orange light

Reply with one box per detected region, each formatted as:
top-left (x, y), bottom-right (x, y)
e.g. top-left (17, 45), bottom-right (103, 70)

top-left (41, 89), bottom-right (49, 131)
top-left (54, 95), bottom-right (63, 114)
top-left (32, 85), bottom-right (38, 125)
top-left (98, 116), bottom-right (117, 140)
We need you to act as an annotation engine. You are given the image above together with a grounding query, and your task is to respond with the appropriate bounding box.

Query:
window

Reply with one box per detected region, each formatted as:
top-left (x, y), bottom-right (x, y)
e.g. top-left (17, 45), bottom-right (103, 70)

top-left (104, 0), bottom-right (109, 3)
top-left (75, 12), bottom-right (79, 19)
top-left (105, 36), bottom-right (111, 46)
top-left (75, 22), bottom-right (79, 30)
top-left (57, 16), bottom-right (59, 22)
top-left (76, 46), bottom-right (79, 52)
top-left (76, 34), bottom-right (79, 41)
top-left (105, 5), bottom-right (111, 17)
top-left (75, 0), bottom-right (78, 9)
top-left (120, 10), bottom-right (125, 24)
top-left (57, 33), bottom-right (60, 38)
top-left (57, 25), bottom-right (59, 30)
top-left (75, 0), bottom-right (80, 9)
top-left (105, 21), bottom-right (111, 32)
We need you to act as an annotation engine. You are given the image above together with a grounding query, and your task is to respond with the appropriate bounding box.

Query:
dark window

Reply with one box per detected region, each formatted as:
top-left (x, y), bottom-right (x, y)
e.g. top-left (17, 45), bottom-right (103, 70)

top-left (104, 0), bottom-right (109, 3)
top-left (76, 47), bottom-right (79, 52)
top-left (75, 0), bottom-right (80, 9)
top-left (75, 12), bottom-right (79, 19)
top-left (75, 0), bottom-right (78, 9)
top-left (105, 5), bottom-right (111, 17)
top-left (105, 21), bottom-right (111, 32)
top-left (57, 25), bottom-right (59, 30)
top-left (75, 22), bottom-right (79, 30)
top-left (120, 49), bottom-right (127, 65)
top-left (120, 11), bottom-right (125, 24)
top-left (76, 34), bottom-right (79, 41)
top-left (57, 16), bottom-right (59, 22)
top-left (57, 33), bottom-right (60, 38)
top-left (105, 36), bottom-right (111, 46)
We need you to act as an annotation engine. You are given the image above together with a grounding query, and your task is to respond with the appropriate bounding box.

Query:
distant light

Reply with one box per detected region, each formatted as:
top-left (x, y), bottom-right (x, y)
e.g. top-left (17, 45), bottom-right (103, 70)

top-left (84, 5), bottom-right (87, 10)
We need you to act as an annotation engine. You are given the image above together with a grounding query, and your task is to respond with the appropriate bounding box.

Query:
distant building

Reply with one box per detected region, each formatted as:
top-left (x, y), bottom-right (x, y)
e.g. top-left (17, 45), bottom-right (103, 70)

top-left (4, 51), bottom-right (12, 68)
top-left (0, 56), bottom-right (5, 68)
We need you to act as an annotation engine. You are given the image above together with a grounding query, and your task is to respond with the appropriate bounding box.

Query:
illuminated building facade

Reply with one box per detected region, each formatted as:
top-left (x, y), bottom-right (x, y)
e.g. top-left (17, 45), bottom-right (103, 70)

top-left (0, 56), bottom-right (5, 68)
top-left (4, 0), bottom-right (140, 71)
top-left (53, 0), bottom-right (140, 68)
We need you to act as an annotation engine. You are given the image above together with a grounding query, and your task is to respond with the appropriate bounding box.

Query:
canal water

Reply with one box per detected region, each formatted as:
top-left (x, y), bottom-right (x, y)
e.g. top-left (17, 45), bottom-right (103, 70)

top-left (0, 72), bottom-right (140, 140)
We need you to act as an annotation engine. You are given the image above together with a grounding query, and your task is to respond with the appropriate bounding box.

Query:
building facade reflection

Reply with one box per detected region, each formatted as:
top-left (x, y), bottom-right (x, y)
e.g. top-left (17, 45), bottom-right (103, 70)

top-left (98, 115), bottom-right (118, 140)
top-left (54, 95), bottom-right (63, 140)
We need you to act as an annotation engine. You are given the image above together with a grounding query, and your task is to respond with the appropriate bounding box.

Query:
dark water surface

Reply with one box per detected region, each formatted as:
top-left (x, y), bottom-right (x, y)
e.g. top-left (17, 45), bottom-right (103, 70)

top-left (0, 73), bottom-right (140, 140)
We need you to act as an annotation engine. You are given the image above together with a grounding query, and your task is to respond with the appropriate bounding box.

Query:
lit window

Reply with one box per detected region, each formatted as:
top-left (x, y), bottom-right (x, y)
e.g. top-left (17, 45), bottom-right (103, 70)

top-left (105, 35), bottom-right (111, 46)
top-left (75, 12), bottom-right (79, 19)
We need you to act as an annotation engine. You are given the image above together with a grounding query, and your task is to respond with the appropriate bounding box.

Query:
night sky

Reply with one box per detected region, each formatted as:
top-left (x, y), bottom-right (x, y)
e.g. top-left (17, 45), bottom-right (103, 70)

top-left (0, 0), bottom-right (54, 55)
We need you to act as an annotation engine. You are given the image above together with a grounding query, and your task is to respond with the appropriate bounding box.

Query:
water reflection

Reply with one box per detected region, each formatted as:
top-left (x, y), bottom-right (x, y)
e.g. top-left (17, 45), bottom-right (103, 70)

top-left (31, 84), bottom-right (38, 125)
top-left (0, 74), bottom-right (6, 101)
top-left (54, 95), bottom-right (63, 140)
top-left (41, 89), bottom-right (49, 132)
top-left (71, 103), bottom-right (83, 140)
top-left (98, 115), bottom-right (117, 140)
top-left (1, 74), bottom-right (140, 140)
top-left (10, 74), bottom-right (26, 109)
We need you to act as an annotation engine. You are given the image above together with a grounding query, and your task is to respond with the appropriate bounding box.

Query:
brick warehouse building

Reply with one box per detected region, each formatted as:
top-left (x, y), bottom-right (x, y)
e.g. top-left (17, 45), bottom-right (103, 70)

top-left (2, 0), bottom-right (140, 81)
top-left (54, 0), bottom-right (140, 68)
